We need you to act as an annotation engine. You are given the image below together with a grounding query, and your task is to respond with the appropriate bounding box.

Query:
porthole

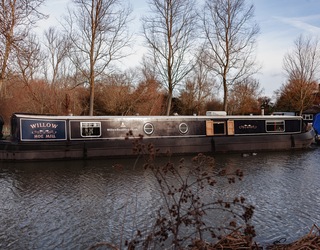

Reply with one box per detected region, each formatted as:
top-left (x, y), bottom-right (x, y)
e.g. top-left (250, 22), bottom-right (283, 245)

top-left (179, 123), bottom-right (188, 134)
top-left (143, 122), bottom-right (154, 135)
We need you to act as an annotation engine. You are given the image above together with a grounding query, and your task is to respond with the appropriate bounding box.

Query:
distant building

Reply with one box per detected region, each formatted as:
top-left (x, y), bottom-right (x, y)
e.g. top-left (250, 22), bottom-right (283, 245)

top-left (302, 84), bottom-right (320, 123)
top-left (302, 105), bottom-right (320, 123)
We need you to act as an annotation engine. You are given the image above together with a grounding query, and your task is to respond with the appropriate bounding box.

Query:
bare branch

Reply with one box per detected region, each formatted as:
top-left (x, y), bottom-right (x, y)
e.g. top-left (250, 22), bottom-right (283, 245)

top-left (200, 0), bottom-right (260, 112)
top-left (43, 27), bottom-right (72, 85)
top-left (142, 0), bottom-right (198, 115)
top-left (64, 0), bottom-right (133, 115)
top-left (279, 34), bottom-right (320, 115)
top-left (0, 0), bottom-right (47, 96)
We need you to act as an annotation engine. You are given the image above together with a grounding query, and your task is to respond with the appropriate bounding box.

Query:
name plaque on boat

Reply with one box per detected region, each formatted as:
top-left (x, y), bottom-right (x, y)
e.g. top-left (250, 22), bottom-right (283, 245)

top-left (20, 119), bottom-right (67, 141)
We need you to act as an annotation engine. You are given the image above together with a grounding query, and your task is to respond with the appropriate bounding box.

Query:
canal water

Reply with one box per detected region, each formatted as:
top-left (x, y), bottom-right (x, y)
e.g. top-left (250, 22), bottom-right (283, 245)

top-left (0, 147), bottom-right (320, 249)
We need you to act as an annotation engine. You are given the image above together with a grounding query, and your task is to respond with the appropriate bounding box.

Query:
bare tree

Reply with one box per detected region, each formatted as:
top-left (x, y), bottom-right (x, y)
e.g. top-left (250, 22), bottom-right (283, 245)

top-left (43, 27), bottom-right (72, 86)
top-left (0, 0), bottom-right (47, 96)
top-left (15, 34), bottom-right (65, 114)
top-left (282, 35), bottom-right (320, 115)
top-left (142, 0), bottom-right (198, 115)
top-left (275, 79), bottom-right (318, 114)
top-left (16, 34), bottom-right (43, 83)
top-left (200, 0), bottom-right (260, 112)
top-left (179, 51), bottom-right (218, 115)
top-left (65, 0), bottom-right (133, 115)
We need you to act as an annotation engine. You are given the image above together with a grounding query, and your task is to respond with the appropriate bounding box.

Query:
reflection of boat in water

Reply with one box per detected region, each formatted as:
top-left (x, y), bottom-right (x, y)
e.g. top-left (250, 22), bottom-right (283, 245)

top-left (0, 112), bottom-right (315, 161)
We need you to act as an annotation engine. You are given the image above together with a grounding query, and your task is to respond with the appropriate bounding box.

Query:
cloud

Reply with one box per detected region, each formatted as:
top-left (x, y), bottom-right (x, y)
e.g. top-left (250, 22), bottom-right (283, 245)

top-left (273, 15), bottom-right (320, 34)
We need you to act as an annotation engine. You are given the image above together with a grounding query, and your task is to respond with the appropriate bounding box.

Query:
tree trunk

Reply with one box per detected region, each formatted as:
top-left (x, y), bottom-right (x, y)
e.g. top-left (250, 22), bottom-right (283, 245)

top-left (223, 76), bottom-right (228, 113)
top-left (89, 72), bottom-right (95, 116)
top-left (166, 89), bottom-right (172, 116)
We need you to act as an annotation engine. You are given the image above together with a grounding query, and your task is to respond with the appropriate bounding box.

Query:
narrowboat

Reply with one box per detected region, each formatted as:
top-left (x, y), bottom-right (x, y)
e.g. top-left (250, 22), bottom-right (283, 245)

top-left (0, 112), bottom-right (315, 161)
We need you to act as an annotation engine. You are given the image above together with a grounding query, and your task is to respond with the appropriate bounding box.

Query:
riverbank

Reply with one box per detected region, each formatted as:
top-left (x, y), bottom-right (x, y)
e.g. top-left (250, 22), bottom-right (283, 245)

top-left (192, 224), bottom-right (320, 249)
top-left (88, 224), bottom-right (320, 249)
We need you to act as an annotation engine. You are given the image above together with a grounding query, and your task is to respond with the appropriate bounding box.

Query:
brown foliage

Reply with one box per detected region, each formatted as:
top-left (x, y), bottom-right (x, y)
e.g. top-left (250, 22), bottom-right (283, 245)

top-left (228, 78), bottom-right (262, 115)
top-left (205, 99), bottom-right (224, 112)
top-left (0, 78), bottom-right (81, 123)
top-left (92, 74), bottom-right (166, 116)
top-left (279, 35), bottom-right (320, 115)
top-left (131, 79), bottom-right (165, 115)
top-left (94, 82), bottom-right (132, 115)
top-left (275, 80), bottom-right (318, 114)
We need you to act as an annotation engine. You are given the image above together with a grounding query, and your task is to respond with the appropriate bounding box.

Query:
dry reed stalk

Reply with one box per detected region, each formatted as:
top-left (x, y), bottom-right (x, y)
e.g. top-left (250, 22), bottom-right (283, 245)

top-left (267, 224), bottom-right (320, 250)
top-left (192, 230), bottom-right (255, 249)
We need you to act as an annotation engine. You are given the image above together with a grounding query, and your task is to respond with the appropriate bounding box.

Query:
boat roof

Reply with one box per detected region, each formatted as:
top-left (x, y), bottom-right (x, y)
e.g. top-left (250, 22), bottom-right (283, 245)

top-left (12, 113), bottom-right (303, 121)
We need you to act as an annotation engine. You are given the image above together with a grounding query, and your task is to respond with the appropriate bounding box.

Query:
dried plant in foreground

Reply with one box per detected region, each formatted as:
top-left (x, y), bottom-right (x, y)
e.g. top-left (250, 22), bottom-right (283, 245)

top-left (125, 135), bottom-right (256, 249)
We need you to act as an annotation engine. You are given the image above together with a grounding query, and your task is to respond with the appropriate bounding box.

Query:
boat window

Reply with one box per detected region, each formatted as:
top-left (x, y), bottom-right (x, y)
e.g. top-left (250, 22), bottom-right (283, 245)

top-left (266, 120), bottom-right (285, 132)
top-left (81, 122), bottom-right (101, 137)
top-left (179, 123), bottom-right (188, 134)
top-left (302, 114), bottom-right (313, 120)
top-left (143, 122), bottom-right (154, 135)
top-left (213, 121), bottom-right (226, 135)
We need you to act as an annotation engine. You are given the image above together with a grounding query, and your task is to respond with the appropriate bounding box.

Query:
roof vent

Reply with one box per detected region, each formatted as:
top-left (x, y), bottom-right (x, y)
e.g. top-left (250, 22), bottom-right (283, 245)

top-left (206, 111), bottom-right (227, 116)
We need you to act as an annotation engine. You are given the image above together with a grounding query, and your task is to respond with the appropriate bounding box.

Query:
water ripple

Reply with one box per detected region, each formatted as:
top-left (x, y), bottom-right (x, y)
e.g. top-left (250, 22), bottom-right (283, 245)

top-left (0, 149), bottom-right (320, 249)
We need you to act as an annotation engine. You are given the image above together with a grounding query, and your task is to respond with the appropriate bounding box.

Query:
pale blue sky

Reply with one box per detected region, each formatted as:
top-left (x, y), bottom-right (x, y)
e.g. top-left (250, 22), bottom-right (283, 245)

top-left (38, 0), bottom-right (320, 98)
top-left (253, 0), bottom-right (320, 97)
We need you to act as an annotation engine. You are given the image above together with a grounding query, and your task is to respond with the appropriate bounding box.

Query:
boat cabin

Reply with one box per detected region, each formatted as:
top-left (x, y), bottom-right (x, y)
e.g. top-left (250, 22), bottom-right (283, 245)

top-left (0, 112), bottom-right (313, 161)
